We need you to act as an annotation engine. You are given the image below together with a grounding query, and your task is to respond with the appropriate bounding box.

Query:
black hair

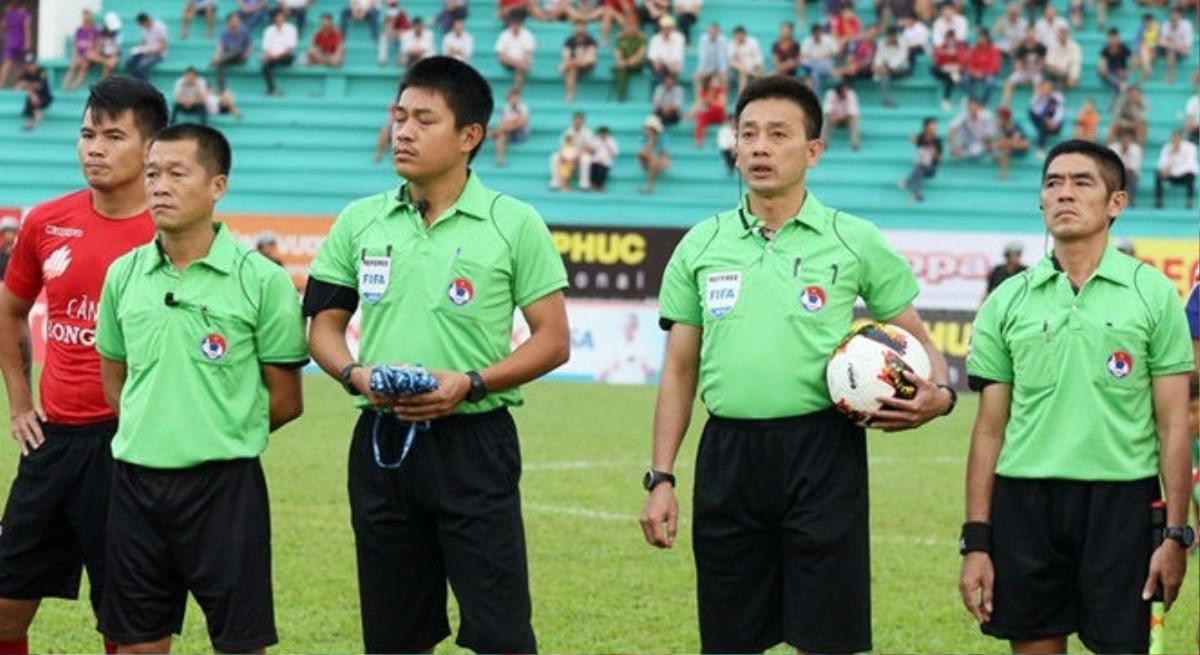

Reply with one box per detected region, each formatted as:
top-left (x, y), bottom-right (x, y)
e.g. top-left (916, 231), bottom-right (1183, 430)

top-left (136, 12), bottom-right (149, 23)
top-left (921, 115), bottom-right (937, 129)
top-left (397, 56), bottom-right (493, 162)
top-left (185, 65), bottom-right (197, 74)
top-left (84, 77), bottom-right (169, 140)
top-left (320, 12), bottom-right (333, 20)
top-left (1106, 26), bottom-right (1118, 36)
top-left (733, 25), bottom-right (746, 34)
top-left (151, 124), bottom-right (232, 177)
top-left (1042, 139), bottom-right (1126, 196)
top-left (735, 75), bottom-right (822, 139)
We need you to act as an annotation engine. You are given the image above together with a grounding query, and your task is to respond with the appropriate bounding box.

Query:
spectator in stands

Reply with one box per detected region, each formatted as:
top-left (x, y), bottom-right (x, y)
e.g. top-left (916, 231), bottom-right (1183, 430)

top-left (342, 0), bottom-right (381, 42)
top-left (965, 0), bottom-right (989, 28)
top-left (1072, 97), bottom-right (1099, 140)
top-left (435, 0), bottom-right (468, 34)
top-left (728, 26), bottom-right (765, 95)
top-left (831, 5), bottom-right (863, 51)
top-left (491, 87), bottom-right (531, 166)
top-left (637, 114), bottom-right (669, 194)
top-left (16, 57), bottom-right (49, 131)
top-left (964, 29), bottom-right (1001, 104)
top-left (991, 2), bottom-right (1027, 56)
top-left (1001, 27), bottom-right (1044, 106)
top-left (772, 22), bottom-right (801, 77)
top-left (1106, 84), bottom-right (1148, 145)
top-left (307, 13), bottom-right (345, 67)
top-left (647, 15), bottom-right (685, 82)
top-left (801, 24), bottom-right (840, 96)
top-left (171, 66), bottom-right (209, 125)
top-left (1109, 128), bottom-right (1143, 203)
top-left (283, 0), bottom-right (317, 37)
top-left (589, 126), bottom-right (619, 191)
top-left (899, 15), bottom-right (930, 66)
top-left (1027, 78), bottom-right (1064, 155)
top-left (94, 14), bottom-right (123, 81)
top-left (824, 0), bottom-right (854, 17)
top-left (401, 17), bottom-right (435, 65)
top-left (875, 0), bottom-right (918, 26)
top-left (442, 18), bottom-right (474, 61)
top-left (599, 0), bottom-right (635, 44)
top-left (949, 97), bottom-right (995, 159)
top-left (239, 0), bottom-right (271, 33)
top-left (638, 0), bottom-right (670, 29)
top-left (611, 17), bottom-right (646, 101)
top-left (567, 0), bottom-right (605, 23)
top-left (125, 13), bottom-right (169, 83)
top-left (0, 1), bottom-right (31, 87)
top-left (530, 0), bottom-right (570, 22)
top-left (690, 71), bottom-right (727, 147)
top-left (496, 15), bottom-right (536, 87)
top-left (1159, 9), bottom-right (1194, 84)
top-left (210, 13), bottom-right (253, 92)
top-left (652, 73), bottom-right (684, 127)
top-left (993, 105), bottom-right (1030, 179)
top-left (550, 112), bottom-right (594, 190)
top-left (932, 2), bottom-right (969, 48)
top-left (552, 133), bottom-right (585, 190)
top-left (717, 116), bottom-right (736, 175)
top-left (62, 9), bottom-right (100, 91)
top-left (1132, 13), bottom-right (1159, 79)
top-left (256, 233), bottom-right (285, 266)
top-left (378, 0), bottom-right (410, 66)
top-left (931, 30), bottom-right (967, 110)
top-left (693, 22), bottom-right (729, 89)
top-left (673, 0), bottom-right (702, 43)
top-left (873, 26), bottom-right (911, 107)
top-left (822, 81), bottom-right (861, 150)
top-left (1185, 72), bottom-right (1199, 144)
top-left (838, 27), bottom-right (877, 83)
top-left (983, 242), bottom-right (1026, 298)
top-left (560, 20), bottom-right (598, 102)
top-left (205, 85), bottom-right (242, 119)
top-left (261, 9), bottom-right (298, 95)
top-left (0, 217), bottom-right (16, 276)
top-left (1097, 27), bottom-right (1131, 108)
top-left (1155, 129), bottom-right (1198, 208)
top-left (1031, 4), bottom-right (1066, 47)
top-left (499, 0), bottom-right (529, 23)
top-left (182, 0), bottom-right (218, 40)
top-left (1043, 27), bottom-right (1081, 89)
top-left (899, 116), bottom-right (942, 201)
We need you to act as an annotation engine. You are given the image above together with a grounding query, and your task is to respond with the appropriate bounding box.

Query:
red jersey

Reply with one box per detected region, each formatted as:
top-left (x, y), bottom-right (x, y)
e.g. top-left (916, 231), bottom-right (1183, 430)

top-left (313, 26), bottom-right (342, 54)
top-left (4, 189), bottom-right (155, 424)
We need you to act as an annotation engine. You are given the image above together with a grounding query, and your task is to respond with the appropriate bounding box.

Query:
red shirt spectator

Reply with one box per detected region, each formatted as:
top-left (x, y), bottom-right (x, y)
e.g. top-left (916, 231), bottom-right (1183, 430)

top-left (314, 24), bottom-right (344, 53)
top-left (831, 9), bottom-right (861, 42)
top-left (933, 39), bottom-right (967, 69)
top-left (966, 39), bottom-right (1001, 76)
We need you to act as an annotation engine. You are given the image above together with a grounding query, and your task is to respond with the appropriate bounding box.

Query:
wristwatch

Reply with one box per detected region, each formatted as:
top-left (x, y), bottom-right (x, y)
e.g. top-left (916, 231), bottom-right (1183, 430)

top-left (937, 383), bottom-right (958, 416)
top-left (339, 363), bottom-right (363, 396)
top-left (958, 521), bottom-right (991, 555)
top-left (1163, 525), bottom-right (1196, 549)
top-left (642, 469), bottom-right (676, 492)
top-left (465, 370), bottom-right (488, 403)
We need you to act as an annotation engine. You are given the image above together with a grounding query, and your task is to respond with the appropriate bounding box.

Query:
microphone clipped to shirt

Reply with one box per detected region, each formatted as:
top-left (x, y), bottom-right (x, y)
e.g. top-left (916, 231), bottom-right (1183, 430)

top-left (164, 292), bottom-right (178, 307)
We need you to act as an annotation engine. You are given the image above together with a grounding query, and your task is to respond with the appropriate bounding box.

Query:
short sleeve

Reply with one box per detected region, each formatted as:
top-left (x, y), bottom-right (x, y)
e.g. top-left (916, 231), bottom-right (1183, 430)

top-left (657, 232), bottom-right (703, 328)
top-left (855, 222), bottom-right (919, 320)
top-left (965, 290), bottom-right (1013, 383)
top-left (1146, 278), bottom-right (1195, 376)
top-left (511, 209), bottom-right (568, 308)
top-left (95, 257), bottom-right (129, 361)
top-left (2, 212), bottom-right (42, 300)
top-left (254, 266), bottom-right (310, 366)
top-left (308, 205), bottom-right (360, 288)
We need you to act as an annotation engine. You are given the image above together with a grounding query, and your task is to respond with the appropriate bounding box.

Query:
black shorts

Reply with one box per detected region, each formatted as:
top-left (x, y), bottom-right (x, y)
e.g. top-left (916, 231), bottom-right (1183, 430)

top-left (692, 409), bottom-right (870, 654)
top-left (99, 458), bottom-right (275, 652)
top-left (349, 408), bottom-right (534, 654)
top-left (0, 420), bottom-right (116, 612)
top-left (984, 475), bottom-right (1159, 653)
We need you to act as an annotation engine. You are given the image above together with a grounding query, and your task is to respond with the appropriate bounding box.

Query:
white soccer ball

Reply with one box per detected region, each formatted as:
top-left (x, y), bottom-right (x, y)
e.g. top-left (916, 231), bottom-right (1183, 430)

top-left (826, 322), bottom-right (932, 427)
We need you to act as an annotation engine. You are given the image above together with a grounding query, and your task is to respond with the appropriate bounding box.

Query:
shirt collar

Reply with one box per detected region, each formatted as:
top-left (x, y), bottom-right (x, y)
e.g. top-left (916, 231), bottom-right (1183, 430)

top-left (145, 222), bottom-right (239, 275)
top-left (390, 170), bottom-right (490, 222)
top-left (1029, 244), bottom-right (1132, 288)
top-left (736, 190), bottom-right (828, 238)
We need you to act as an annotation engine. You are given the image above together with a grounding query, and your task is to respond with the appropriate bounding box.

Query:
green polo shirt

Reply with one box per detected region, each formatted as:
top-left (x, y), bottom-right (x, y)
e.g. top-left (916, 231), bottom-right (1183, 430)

top-left (967, 247), bottom-right (1194, 481)
top-left (308, 172), bottom-right (567, 413)
top-left (658, 192), bottom-right (919, 419)
top-left (95, 223), bottom-right (309, 469)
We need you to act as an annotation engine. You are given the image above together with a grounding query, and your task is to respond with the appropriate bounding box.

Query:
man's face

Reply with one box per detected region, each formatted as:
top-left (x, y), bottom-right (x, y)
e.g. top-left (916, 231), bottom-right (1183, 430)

top-left (1006, 3), bottom-right (1018, 17)
top-left (572, 113), bottom-right (585, 129)
top-left (145, 139), bottom-right (227, 232)
top-left (1056, 29), bottom-right (1067, 44)
top-left (82, 9), bottom-right (93, 25)
top-left (1170, 132), bottom-right (1182, 148)
top-left (574, 21), bottom-right (586, 35)
top-left (230, 15), bottom-right (242, 29)
top-left (1041, 153), bottom-right (1124, 241)
top-left (78, 109), bottom-right (151, 194)
top-left (185, 70), bottom-right (197, 82)
top-left (780, 24), bottom-right (791, 38)
top-left (413, 21), bottom-right (424, 33)
top-left (1044, 6), bottom-right (1055, 19)
top-left (734, 30), bottom-right (745, 43)
top-left (274, 11), bottom-right (285, 26)
top-left (1107, 32), bottom-right (1118, 46)
top-left (1, 230), bottom-right (15, 250)
top-left (390, 87), bottom-right (480, 182)
top-left (735, 98), bottom-right (823, 196)
top-left (453, 19), bottom-right (464, 33)
top-left (968, 101), bottom-right (980, 117)
top-left (1004, 250), bottom-right (1021, 265)
top-left (320, 16), bottom-right (332, 29)
top-left (509, 20), bottom-right (522, 33)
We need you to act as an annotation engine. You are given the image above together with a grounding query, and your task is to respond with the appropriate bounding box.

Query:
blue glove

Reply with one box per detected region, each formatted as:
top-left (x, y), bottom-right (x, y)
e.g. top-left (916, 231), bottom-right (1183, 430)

top-left (367, 365), bottom-right (438, 469)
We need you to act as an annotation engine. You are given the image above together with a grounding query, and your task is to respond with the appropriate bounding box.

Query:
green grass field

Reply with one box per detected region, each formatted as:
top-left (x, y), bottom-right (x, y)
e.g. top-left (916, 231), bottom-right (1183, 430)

top-left (1, 377), bottom-right (1197, 653)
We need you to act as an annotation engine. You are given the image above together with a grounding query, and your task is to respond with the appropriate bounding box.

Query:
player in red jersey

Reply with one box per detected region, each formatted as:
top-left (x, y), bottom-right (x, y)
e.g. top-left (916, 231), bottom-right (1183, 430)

top-left (0, 77), bottom-right (167, 655)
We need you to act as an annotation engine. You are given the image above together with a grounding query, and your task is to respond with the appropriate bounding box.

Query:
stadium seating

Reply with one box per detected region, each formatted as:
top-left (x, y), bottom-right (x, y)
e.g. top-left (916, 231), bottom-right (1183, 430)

top-left (0, 0), bottom-right (1195, 236)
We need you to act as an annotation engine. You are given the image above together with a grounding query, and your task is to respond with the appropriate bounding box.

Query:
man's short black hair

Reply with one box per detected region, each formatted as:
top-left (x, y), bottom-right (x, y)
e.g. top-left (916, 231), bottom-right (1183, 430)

top-left (1042, 139), bottom-right (1126, 196)
top-left (922, 115), bottom-right (937, 129)
top-left (84, 77), bottom-right (169, 140)
top-left (1106, 26), bottom-right (1119, 36)
top-left (151, 124), bottom-right (233, 177)
top-left (733, 25), bottom-right (746, 34)
top-left (735, 75), bottom-right (822, 139)
top-left (397, 56), bottom-right (494, 162)
top-left (136, 12), bottom-right (149, 23)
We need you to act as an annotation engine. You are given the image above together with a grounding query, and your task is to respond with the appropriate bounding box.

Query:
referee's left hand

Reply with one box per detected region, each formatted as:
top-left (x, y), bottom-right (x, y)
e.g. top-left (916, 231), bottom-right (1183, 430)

top-left (392, 370), bottom-right (471, 422)
top-left (1142, 541), bottom-right (1186, 609)
top-left (869, 371), bottom-right (952, 432)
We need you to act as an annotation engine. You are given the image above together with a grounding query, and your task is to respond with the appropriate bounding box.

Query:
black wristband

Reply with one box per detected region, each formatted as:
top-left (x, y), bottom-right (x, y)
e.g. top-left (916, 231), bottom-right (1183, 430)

top-left (959, 521), bottom-right (991, 555)
top-left (339, 363), bottom-right (363, 396)
top-left (937, 383), bottom-right (958, 416)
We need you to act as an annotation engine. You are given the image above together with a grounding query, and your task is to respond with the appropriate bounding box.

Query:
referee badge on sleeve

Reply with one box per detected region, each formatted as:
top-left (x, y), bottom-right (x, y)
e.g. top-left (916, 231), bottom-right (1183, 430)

top-left (705, 271), bottom-right (741, 318)
top-left (359, 248), bottom-right (392, 304)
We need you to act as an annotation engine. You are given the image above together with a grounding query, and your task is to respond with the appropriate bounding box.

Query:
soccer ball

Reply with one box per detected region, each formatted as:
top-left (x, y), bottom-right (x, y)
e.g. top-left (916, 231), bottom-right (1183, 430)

top-left (826, 322), bottom-right (932, 426)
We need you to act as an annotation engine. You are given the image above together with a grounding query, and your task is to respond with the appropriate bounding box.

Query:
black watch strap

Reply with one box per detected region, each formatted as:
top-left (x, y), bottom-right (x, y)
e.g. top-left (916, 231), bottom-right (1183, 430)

top-left (339, 363), bottom-right (363, 396)
top-left (937, 383), bottom-right (958, 416)
top-left (465, 370), bottom-right (488, 403)
top-left (959, 521), bottom-right (991, 555)
top-left (1164, 525), bottom-right (1196, 548)
top-left (643, 469), bottom-right (676, 492)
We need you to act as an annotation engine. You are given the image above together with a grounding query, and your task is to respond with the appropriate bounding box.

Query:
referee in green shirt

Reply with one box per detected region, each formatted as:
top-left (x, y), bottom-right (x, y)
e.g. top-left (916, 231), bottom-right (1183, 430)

top-left (94, 125), bottom-right (308, 652)
top-left (638, 76), bottom-right (956, 654)
top-left (960, 140), bottom-right (1195, 654)
top-left (304, 57), bottom-right (569, 654)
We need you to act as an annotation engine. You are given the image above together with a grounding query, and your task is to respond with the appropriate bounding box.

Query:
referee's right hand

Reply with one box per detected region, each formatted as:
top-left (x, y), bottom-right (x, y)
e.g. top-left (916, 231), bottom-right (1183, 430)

top-left (958, 552), bottom-right (994, 624)
top-left (640, 485), bottom-right (679, 548)
top-left (9, 406), bottom-right (45, 456)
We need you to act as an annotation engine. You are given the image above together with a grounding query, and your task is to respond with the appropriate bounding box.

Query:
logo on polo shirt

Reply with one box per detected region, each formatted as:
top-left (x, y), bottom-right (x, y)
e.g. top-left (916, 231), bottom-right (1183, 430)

top-left (43, 245), bottom-right (72, 280)
top-left (705, 271), bottom-right (741, 318)
top-left (800, 285), bottom-right (826, 312)
top-left (448, 277), bottom-right (474, 305)
top-left (200, 333), bottom-right (228, 360)
top-left (1106, 350), bottom-right (1133, 379)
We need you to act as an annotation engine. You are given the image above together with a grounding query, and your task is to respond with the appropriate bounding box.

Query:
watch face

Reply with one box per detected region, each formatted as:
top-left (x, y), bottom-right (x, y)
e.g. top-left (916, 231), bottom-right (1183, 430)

top-left (642, 470), bottom-right (653, 491)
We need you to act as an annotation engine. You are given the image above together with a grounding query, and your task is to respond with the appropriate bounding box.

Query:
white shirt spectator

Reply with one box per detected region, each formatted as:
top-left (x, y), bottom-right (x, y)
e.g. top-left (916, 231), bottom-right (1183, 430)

top-left (801, 34), bottom-right (840, 63)
top-left (901, 21), bottom-right (931, 54)
top-left (673, 0), bottom-right (703, 13)
top-left (728, 36), bottom-right (764, 71)
top-left (590, 134), bottom-right (619, 167)
top-left (992, 14), bottom-right (1028, 53)
top-left (263, 22), bottom-right (298, 57)
top-left (442, 29), bottom-right (474, 60)
top-left (502, 100), bottom-right (530, 124)
top-left (932, 12), bottom-right (968, 48)
top-left (822, 88), bottom-right (860, 116)
top-left (1160, 17), bottom-right (1194, 52)
top-left (1108, 141), bottom-right (1143, 172)
top-left (1045, 36), bottom-right (1081, 80)
top-left (135, 18), bottom-right (169, 55)
top-left (401, 26), bottom-right (435, 59)
top-left (874, 39), bottom-right (909, 70)
top-left (174, 76), bottom-right (209, 104)
top-left (561, 124), bottom-right (594, 147)
top-left (1033, 15), bottom-right (1068, 47)
top-left (647, 30), bottom-right (686, 69)
top-left (1157, 140), bottom-right (1200, 177)
top-left (495, 26), bottom-right (535, 61)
